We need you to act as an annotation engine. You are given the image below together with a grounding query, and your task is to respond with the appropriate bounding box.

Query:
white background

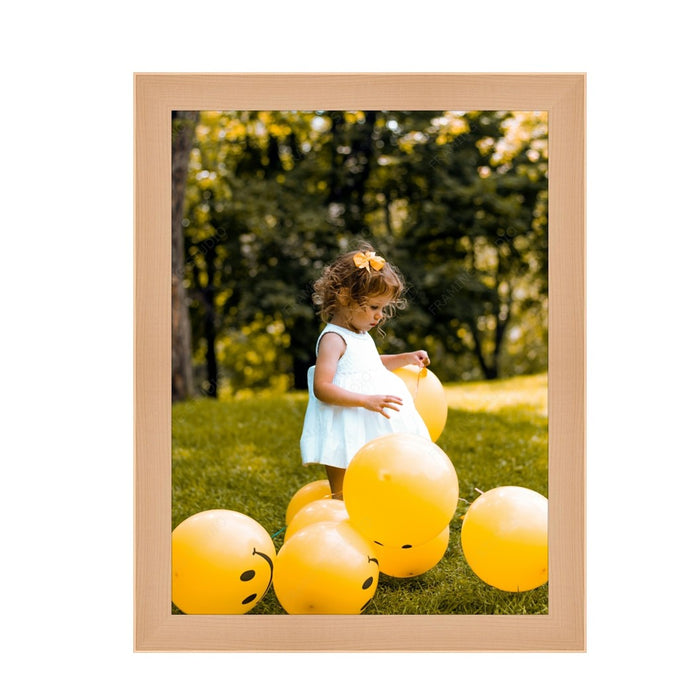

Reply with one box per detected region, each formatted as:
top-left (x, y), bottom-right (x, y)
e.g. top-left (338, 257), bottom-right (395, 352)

top-left (2, 1), bottom-right (697, 697)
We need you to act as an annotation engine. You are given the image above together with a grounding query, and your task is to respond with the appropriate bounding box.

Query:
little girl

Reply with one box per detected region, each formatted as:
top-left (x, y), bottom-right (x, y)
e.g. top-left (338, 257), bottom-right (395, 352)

top-left (300, 245), bottom-right (431, 499)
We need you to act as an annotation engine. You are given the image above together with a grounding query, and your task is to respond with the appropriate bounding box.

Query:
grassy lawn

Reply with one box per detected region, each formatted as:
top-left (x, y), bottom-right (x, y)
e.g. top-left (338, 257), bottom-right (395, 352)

top-left (172, 372), bottom-right (548, 615)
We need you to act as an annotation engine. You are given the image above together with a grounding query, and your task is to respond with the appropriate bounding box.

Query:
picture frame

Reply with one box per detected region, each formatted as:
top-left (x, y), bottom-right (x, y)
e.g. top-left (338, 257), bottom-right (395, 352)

top-left (134, 72), bottom-right (585, 652)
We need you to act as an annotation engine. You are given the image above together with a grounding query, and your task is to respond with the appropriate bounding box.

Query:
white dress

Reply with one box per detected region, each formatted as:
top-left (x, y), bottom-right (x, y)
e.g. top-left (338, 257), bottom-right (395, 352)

top-left (300, 323), bottom-right (430, 469)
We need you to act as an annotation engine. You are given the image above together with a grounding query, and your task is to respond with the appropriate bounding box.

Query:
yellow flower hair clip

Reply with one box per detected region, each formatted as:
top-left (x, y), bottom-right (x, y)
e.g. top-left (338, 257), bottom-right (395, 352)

top-left (353, 251), bottom-right (386, 272)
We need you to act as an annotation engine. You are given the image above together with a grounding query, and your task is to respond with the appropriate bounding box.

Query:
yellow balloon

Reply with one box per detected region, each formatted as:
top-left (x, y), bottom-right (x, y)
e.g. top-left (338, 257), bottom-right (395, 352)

top-left (285, 479), bottom-right (332, 525)
top-left (273, 521), bottom-right (380, 614)
top-left (460, 486), bottom-right (548, 592)
top-left (392, 365), bottom-right (448, 441)
top-left (172, 509), bottom-right (276, 614)
top-left (284, 498), bottom-right (349, 543)
top-left (376, 526), bottom-right (450, 578)
top-left (344, 433), bottom-right (459, 547)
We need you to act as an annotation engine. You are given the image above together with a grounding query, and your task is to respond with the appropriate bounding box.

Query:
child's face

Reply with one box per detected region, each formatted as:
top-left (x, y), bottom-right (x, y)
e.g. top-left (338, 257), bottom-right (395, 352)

top-left (347, 294), bottom-right (394, 332)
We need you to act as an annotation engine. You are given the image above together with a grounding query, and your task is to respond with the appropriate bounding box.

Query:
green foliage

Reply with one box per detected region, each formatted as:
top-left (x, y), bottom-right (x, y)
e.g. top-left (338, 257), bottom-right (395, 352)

top-left (180, 110), bottom-right (548, 394)
top-left (172, 375), bottom-right (548, 615)
top-left (208, 314), bottom-right (292, 397)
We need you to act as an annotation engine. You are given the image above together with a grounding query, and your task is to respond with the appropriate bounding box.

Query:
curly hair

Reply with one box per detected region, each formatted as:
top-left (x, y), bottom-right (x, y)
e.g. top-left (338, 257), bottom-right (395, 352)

top-left (312, 244), bottom-right (407, 326)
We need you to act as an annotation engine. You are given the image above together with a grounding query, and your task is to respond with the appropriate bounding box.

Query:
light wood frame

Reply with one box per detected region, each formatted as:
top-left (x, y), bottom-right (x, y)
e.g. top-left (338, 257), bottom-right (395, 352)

top-left (134, 73), bottom-right (585, 652)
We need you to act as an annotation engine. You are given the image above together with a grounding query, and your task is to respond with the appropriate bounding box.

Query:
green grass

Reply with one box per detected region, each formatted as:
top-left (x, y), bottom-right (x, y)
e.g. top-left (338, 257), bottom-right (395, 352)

top-left (172, 373), bottom-right (548, 615)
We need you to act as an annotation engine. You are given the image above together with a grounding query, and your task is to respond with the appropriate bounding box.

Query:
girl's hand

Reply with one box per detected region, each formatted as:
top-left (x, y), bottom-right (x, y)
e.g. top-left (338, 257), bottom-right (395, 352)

top-left (379, 350), bottom-right (431, 372)
top-left (363, 394), bottom-right (404, 419)
top-left (407, 350), bottom-right (430, 368)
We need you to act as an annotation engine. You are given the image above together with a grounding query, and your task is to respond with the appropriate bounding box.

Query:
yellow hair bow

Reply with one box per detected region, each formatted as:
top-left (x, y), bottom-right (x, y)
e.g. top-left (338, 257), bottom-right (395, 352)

top-left (353, 251), bottom-right (385, 271)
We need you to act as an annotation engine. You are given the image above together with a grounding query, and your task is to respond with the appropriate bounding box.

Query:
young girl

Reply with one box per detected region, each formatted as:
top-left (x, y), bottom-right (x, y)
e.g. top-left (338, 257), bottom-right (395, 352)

top-left (300, 245), bottom-right (431, 499)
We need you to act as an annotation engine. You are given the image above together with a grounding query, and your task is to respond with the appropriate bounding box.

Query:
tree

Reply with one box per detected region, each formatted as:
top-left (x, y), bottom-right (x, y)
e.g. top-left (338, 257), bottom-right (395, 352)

top-left (373, 110), bottom-right (548, 379)
top-left (179, 110), bottom-right (548, 395)
top-left (171, 111), bottom-right (198, 401)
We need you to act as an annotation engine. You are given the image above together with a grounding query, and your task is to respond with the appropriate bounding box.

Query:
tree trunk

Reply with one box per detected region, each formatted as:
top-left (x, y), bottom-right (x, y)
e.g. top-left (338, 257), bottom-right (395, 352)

top-left (171, 111), bottom-right (198, 402)
top-left (465, 316), bottom-right (497, 380)
top-left (203, 243), bottom-right (218, 398)
top-left (293, 355), bottom-right (311, 392)
top-left (347, 111), bottom-right (376, 233)
top-left (492, 296), bottom-right (512, 380)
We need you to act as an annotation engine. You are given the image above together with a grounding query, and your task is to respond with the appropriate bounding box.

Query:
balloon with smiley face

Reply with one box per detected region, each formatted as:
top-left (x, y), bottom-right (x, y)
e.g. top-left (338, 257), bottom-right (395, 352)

top-left (172, 509), bottom-right (276, 614)
top-left (375, 525), bottom-right (450, 578)
top-left (273, 520), bottom-right (380, 614)
top-left (344, 433), bottom-right (459, 548)
top-left (284, 498), bottom-right (349, 543)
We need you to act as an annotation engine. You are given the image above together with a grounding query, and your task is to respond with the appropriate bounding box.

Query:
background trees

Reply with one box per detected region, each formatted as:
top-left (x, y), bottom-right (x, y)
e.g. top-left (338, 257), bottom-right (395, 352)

top-left (172, 110), bottom-right (548, 400)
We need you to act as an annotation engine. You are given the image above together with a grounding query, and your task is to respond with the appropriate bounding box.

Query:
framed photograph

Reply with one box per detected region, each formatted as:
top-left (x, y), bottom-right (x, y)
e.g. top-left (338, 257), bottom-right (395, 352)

top-left (134, 73), bottom-right (585, 651)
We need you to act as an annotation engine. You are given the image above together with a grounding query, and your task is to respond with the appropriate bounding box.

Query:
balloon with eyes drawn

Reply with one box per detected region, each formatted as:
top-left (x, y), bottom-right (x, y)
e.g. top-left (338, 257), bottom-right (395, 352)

top-left (374, 525), bottom-right (450, 578)
top-left (273, 520), bottom-right (380, 614)
top-left (344, 433), bottom-right (459, 548)
top-left (171, 509), bottom-right (276, 614)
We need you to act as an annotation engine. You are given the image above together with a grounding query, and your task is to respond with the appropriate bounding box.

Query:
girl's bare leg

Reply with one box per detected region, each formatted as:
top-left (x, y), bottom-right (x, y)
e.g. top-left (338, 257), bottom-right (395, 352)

top-left (325, 465), bottom-right (346, 500)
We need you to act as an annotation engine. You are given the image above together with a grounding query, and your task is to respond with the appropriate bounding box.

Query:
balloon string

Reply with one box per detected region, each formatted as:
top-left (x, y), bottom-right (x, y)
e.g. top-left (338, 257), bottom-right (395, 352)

top-left (475, 488), bottom-right (484, 495)
top-left (271, 526), bottom-right (287, 539)
top-left (415, 366), bottom-right (427, 396)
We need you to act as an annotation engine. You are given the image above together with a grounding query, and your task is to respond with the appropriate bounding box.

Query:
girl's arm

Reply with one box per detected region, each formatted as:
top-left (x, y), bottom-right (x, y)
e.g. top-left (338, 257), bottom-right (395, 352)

top-left (314, 333), bottom-right (403, 419)
top-left (380, 350), bottom-right (430, 372)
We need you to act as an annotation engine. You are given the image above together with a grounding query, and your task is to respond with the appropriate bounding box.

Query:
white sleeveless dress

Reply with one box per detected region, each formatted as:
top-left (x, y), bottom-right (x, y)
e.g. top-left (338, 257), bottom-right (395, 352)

top-left (300, 323), bottom-right (430, 469)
